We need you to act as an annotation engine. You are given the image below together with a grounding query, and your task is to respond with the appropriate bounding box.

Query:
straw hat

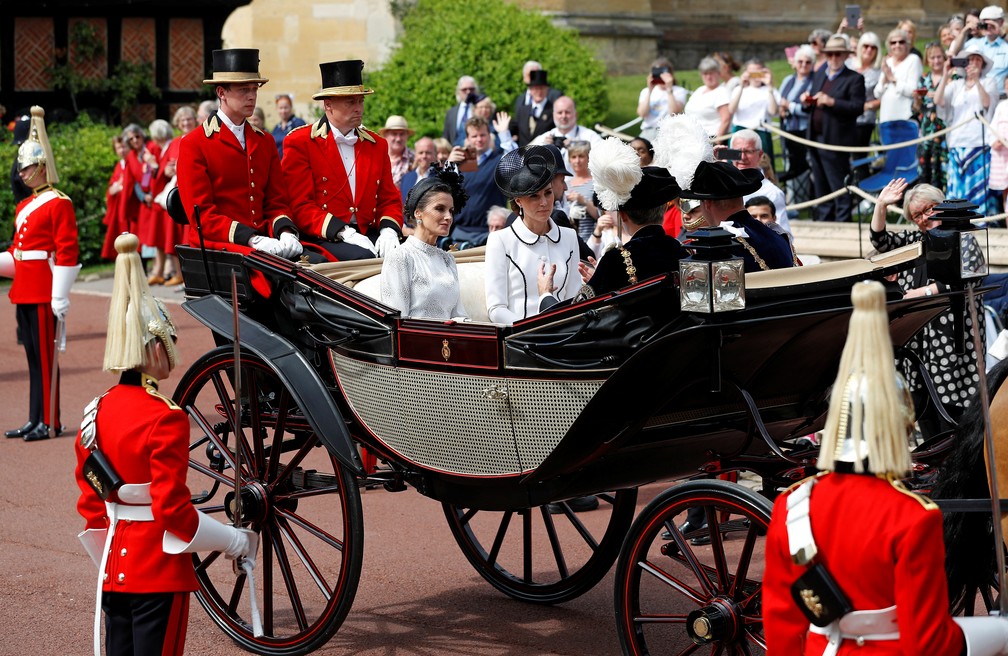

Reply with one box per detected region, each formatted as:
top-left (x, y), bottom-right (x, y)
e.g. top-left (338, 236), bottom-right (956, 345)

top-left (380, 115), bottom-right (414, 136)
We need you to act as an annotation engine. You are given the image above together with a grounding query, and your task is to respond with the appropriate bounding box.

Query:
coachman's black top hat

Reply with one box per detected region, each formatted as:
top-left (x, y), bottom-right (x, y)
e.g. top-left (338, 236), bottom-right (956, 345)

top-left (312, 60), bottom-right (375, 100)
top-left (203, 49), bottom-right (268, 86)
top-left (678, 161), bottom-right (763, 200)
top-left (527, 69), bottom-right (549, 87)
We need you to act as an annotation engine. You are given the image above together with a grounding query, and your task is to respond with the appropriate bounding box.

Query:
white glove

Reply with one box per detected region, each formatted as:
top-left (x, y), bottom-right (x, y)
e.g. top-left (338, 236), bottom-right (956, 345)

top-left (278, 232), bottom-right (303, 259)
top-left (224, 527), bottom-right (259, 565)
top-left (954, 616), bottom-right (1008, 656)
top-left (570, 204), bottom-right (587, 221)
top-left (340, 226), bottom-right (378, 255)
top-left (52, 297), bottom-right (70, 320)
top-left (249, 235), bottom-right (285, 256)
top-left (376, 227), bottom-right (401, 258)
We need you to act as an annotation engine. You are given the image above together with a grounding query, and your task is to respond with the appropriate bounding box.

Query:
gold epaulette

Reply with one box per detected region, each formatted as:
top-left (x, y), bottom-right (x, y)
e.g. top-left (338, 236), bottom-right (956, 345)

top-left (357, 126), bottom-right (376, 143)
top-left (889, 478), bottom-right (939, 511)
top-left (141, 373), bottom-right (181, 410)
top-left (288, 123), bottom-right (311, 136)
top-left (52, 188), bottom-right (70, 200)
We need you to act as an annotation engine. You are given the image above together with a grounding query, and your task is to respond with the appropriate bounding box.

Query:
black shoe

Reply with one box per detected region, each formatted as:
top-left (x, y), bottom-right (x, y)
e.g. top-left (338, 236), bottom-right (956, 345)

top-left (5, 421), bottom-right (35, 438)
top-left (23, 423), bottom-right (51, 442)
top-left (547, 495), bottom-right (600, 514)
top-left (662, 520), bottom-right (709, 543)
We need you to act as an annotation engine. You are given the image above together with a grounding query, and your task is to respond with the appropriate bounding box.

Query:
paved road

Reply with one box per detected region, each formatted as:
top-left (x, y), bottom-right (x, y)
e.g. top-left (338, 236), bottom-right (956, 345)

top-left (0, 278), bottom-right (690, 656)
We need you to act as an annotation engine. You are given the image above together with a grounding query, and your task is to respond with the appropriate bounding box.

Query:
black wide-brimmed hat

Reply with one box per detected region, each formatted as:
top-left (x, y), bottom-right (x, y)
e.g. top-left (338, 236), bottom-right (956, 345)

top-left (678, 161), bottom-right (762, 200)
top-left (203, 49), bottom-right (268, 86)
top-left (622, 167), bottom-right (682, 211)
top-left (495, 145), bottom-right (556, 199)
top-left (528, 69), bottom-right (549, 86)
top-left (543, 144), bottom-right (573, 176)
top-left (312, 60), bottom-right (375, 100)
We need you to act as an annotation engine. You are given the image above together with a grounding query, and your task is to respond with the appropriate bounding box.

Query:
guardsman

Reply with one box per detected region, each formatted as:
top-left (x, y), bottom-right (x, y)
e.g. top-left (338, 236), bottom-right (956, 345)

top-left (176, 49), bottom-right (302, 259)
top-left (0, 106), bottom-right (80, 441)
top-left (763, 281), bottom-right (1008, 655)
top-left (75, 233), bottom-right (256, 656)
top-left (282, 59), bottom-right (403, 261)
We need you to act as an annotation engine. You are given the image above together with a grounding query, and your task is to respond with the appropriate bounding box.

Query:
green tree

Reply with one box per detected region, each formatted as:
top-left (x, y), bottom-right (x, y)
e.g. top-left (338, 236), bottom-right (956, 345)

top-left (365, 0), bottom-right (608, 141)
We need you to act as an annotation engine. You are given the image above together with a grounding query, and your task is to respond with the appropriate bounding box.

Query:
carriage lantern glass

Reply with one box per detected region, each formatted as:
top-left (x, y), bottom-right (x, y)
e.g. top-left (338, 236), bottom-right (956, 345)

top-left (924, 199), bottom-right (989, 283)
top-left (679, 227), bottom-right (746, 313)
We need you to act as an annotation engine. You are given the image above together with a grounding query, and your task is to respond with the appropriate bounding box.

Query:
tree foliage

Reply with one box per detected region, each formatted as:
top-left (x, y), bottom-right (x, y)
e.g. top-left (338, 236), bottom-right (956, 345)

top-left (365, 0), bottom-right (608, 141)
top-left (1, 114), bottom-right (119, 266)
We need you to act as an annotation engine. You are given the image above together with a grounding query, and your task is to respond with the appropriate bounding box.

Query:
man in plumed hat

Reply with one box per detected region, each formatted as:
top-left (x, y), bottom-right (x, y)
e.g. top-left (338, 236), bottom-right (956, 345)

top-left (282, 59), bottom-right (403, 261)
top-left (679, 160), bottom-right (796, 271)
top-left (176, 49), bottom-right (303, 259)
top-left (0, 106), bottom-right (80, 441)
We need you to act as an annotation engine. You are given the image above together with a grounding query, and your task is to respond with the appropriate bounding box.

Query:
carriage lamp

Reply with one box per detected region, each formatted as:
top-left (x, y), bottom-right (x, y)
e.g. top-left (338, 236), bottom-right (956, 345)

top-left (924, 199), bottom-right (989, 284)
top-left (679, 227), bottom-right (746, 314)
top-left (924, 198), bottom-right (989, 354)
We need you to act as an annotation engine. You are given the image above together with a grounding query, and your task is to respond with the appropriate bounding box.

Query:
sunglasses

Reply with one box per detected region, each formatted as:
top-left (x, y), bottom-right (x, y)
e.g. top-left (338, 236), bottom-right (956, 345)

top-left (889, 39), bottom-right (907, 45)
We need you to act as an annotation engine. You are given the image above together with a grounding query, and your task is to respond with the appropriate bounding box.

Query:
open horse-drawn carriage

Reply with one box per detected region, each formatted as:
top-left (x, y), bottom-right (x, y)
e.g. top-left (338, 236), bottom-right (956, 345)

top-left (170, 230), bottom-right (972, 655)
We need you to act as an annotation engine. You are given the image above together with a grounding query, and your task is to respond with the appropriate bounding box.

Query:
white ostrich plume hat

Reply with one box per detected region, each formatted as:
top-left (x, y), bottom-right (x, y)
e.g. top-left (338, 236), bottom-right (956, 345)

top-left (652, 113), bottom-right (714, 190)
top-left (588, 137), bottom-right (644, 212)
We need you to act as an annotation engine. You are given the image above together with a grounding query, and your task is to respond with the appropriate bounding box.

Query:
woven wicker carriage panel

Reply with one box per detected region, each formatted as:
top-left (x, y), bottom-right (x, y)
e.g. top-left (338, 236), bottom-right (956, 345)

top-left (331, 352), bottom-right (603, 476)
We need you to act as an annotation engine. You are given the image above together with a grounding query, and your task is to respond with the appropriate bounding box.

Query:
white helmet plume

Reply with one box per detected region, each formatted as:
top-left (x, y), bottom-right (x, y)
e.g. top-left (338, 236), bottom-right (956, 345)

top-left (588, 137), bottom-right (643, 212)
top-left (652, 113), bottom-right (713, 191)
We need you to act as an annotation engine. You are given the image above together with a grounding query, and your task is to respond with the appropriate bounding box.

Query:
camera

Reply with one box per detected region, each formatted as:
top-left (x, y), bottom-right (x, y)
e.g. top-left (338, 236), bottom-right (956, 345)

top-left (553, 135), bottom-right (567, 149)
top-left (716, 148), bottom-right (744, 161)
top-left (651, 66), bottom-right (670, 79)
top-left (464, 146), bottom-right (477, 160)
top-left (950, 57), bottom-right (970, 68)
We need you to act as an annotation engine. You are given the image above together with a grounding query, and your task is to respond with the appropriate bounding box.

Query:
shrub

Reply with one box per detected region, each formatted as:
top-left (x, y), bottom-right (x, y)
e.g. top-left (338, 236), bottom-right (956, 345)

top-left (364, 0), bottom-right (609, 141)
top-left (0, 114), bottom-right (119, 266)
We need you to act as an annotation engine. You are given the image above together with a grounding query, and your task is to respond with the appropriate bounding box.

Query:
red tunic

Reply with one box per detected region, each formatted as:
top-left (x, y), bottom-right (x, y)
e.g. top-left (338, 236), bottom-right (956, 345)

top-left (145, 138), bottom-right (183, 253)
top-left (119, 149), bottom-right (143, 236)
top-left (101, 161), bottom-right (127, 260)
top-left (282, 119), bottom-right (402, 241)
top-left (764, 473), bottom-right (965, 655)
top-left (176, 114), bottom-right (296, 253)
top-left (8, 187), bottom-right (80, 304)
top-left (74, 375), bottom-right (199, 593)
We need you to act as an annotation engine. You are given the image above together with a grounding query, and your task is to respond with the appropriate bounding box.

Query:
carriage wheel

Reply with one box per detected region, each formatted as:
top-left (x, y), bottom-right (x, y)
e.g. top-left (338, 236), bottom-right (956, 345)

top-left (175, 346), bottom-right (364, 656)
top-left (614, 480), bottom-right (772, 656)
top-left (443, 489), bottom-right (638, 604)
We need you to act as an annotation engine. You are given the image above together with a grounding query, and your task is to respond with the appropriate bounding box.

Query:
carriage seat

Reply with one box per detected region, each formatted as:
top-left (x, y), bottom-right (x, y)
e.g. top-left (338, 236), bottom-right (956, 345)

top-left (308, 247), bottom-right (491, 322)
top-left (746, 242), bottom-right (921, 289)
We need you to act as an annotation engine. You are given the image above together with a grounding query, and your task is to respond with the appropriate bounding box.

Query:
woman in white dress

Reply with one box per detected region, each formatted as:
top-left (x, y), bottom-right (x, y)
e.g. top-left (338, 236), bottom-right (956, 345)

top-left (485, 146), bottom-right (582, 324)
top-left (380, 165), bottom-right (469, 319)
top-left (874, 28), bottom-right (923, 122)
top-left (684, 57), bottom-right (731, 138)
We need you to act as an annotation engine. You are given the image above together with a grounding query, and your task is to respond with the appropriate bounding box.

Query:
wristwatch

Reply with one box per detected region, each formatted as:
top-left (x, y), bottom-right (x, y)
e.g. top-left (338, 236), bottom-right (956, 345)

top-left (924, 285), bottom-right (933, 296)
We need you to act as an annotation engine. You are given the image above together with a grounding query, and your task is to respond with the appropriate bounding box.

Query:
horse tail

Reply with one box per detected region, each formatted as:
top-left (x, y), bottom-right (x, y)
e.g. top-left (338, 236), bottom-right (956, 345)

top-left (934, 358), bottom-right (1008, 610)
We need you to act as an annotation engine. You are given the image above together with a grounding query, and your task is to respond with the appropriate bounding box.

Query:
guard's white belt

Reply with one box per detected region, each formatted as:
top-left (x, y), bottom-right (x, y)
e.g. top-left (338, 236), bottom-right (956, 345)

top-left (110, 504), bottom-right (154, 521)
top-left (809, 605), bottom-right (899, 655)
top-left (13, 249), bottom-right (49, 261)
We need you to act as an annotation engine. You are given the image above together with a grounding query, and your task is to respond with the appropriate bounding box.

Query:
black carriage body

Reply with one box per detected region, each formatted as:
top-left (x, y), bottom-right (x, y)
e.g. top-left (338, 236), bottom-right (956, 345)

top-left (177, 245), bottom-right (948, 511)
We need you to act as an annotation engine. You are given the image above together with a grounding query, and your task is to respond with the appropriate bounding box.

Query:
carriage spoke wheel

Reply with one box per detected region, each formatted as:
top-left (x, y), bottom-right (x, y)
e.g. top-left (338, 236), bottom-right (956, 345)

top-left (175, 346), bottom-right (364, 656)
top-left (443, 489), bottom-right (638, 604)
top-left (614, 480), bottom-right (771, 656)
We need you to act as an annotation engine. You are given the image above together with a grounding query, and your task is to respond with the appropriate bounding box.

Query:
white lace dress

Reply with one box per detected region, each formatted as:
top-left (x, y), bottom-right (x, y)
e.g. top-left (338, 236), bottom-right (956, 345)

top-left (380, 236), bottom-right (468, 319)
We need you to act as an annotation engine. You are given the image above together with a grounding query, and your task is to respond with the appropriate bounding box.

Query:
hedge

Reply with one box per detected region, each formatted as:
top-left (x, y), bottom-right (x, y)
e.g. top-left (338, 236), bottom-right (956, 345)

top-left (365, 0), bottom-right (609, 141)
top-left (1, 114), bottom-right (119, 266)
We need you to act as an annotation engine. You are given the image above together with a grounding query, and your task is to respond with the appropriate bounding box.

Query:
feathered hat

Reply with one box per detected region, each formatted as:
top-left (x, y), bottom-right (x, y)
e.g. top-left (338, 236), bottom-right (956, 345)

top-left (103, 233), bottom-right (179, 373)
top-left (651, 113), bottom-right (713, 192)
top-left (817, 281), bottom-right (914, 476)
top-left (17, 106), bottom-right (58, 185)
top-left (589, 137), bottom-right (644, 212)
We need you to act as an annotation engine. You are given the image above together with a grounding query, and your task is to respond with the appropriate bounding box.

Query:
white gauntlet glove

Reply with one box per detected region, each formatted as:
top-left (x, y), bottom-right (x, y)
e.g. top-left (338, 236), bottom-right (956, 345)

top-left (278, 232), bottom-right (303, 259)
top-left (340, 226), bottom-right (378, 255)
top-left (51, 297), bottom-right (70, 320)
top-left (249, 235), bottom-right (285, 256)
top-left (51, 264), bottom-right (80, 321)
top-left (375, 227), bottom-right (401, 257)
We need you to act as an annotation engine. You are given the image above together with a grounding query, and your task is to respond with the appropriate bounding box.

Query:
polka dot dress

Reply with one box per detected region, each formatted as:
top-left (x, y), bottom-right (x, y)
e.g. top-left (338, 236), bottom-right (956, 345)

top-left (870, 228), bottom-right (984, 412)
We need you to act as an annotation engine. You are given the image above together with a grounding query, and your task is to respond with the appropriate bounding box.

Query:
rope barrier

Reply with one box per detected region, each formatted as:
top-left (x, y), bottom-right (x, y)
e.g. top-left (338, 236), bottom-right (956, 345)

top-left (977, 113), bottom-right (1008, 148)
top-left (786, 183), bottom-right (1008, 222)
top-left (761, 114), bottom-right (980, 153)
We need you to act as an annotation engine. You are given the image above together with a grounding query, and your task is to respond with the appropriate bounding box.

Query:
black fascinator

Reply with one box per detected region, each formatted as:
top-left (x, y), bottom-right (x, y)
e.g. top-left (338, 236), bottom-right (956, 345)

top-left (404, 163), bottom-right (469, 221)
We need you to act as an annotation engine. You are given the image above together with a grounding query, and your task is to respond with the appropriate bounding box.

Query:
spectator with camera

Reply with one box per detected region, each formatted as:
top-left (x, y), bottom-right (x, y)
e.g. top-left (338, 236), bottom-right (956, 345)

top-left (875, 28), bottom-right (924, 122)
top-left (446, 116), bottom-right (506, 247)
top-left (636, 58), bottom-right (687, 141)
top-left (443, 76), bottom-right (479, 146)
top-left (728, 59), bottom-right (780, 165)
top-left (530, 96), bottom-right (602, 172)
top-left (950, 6), bottom-right (1008, 91)
top-left (684, 56), bottom-right (732, 138)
